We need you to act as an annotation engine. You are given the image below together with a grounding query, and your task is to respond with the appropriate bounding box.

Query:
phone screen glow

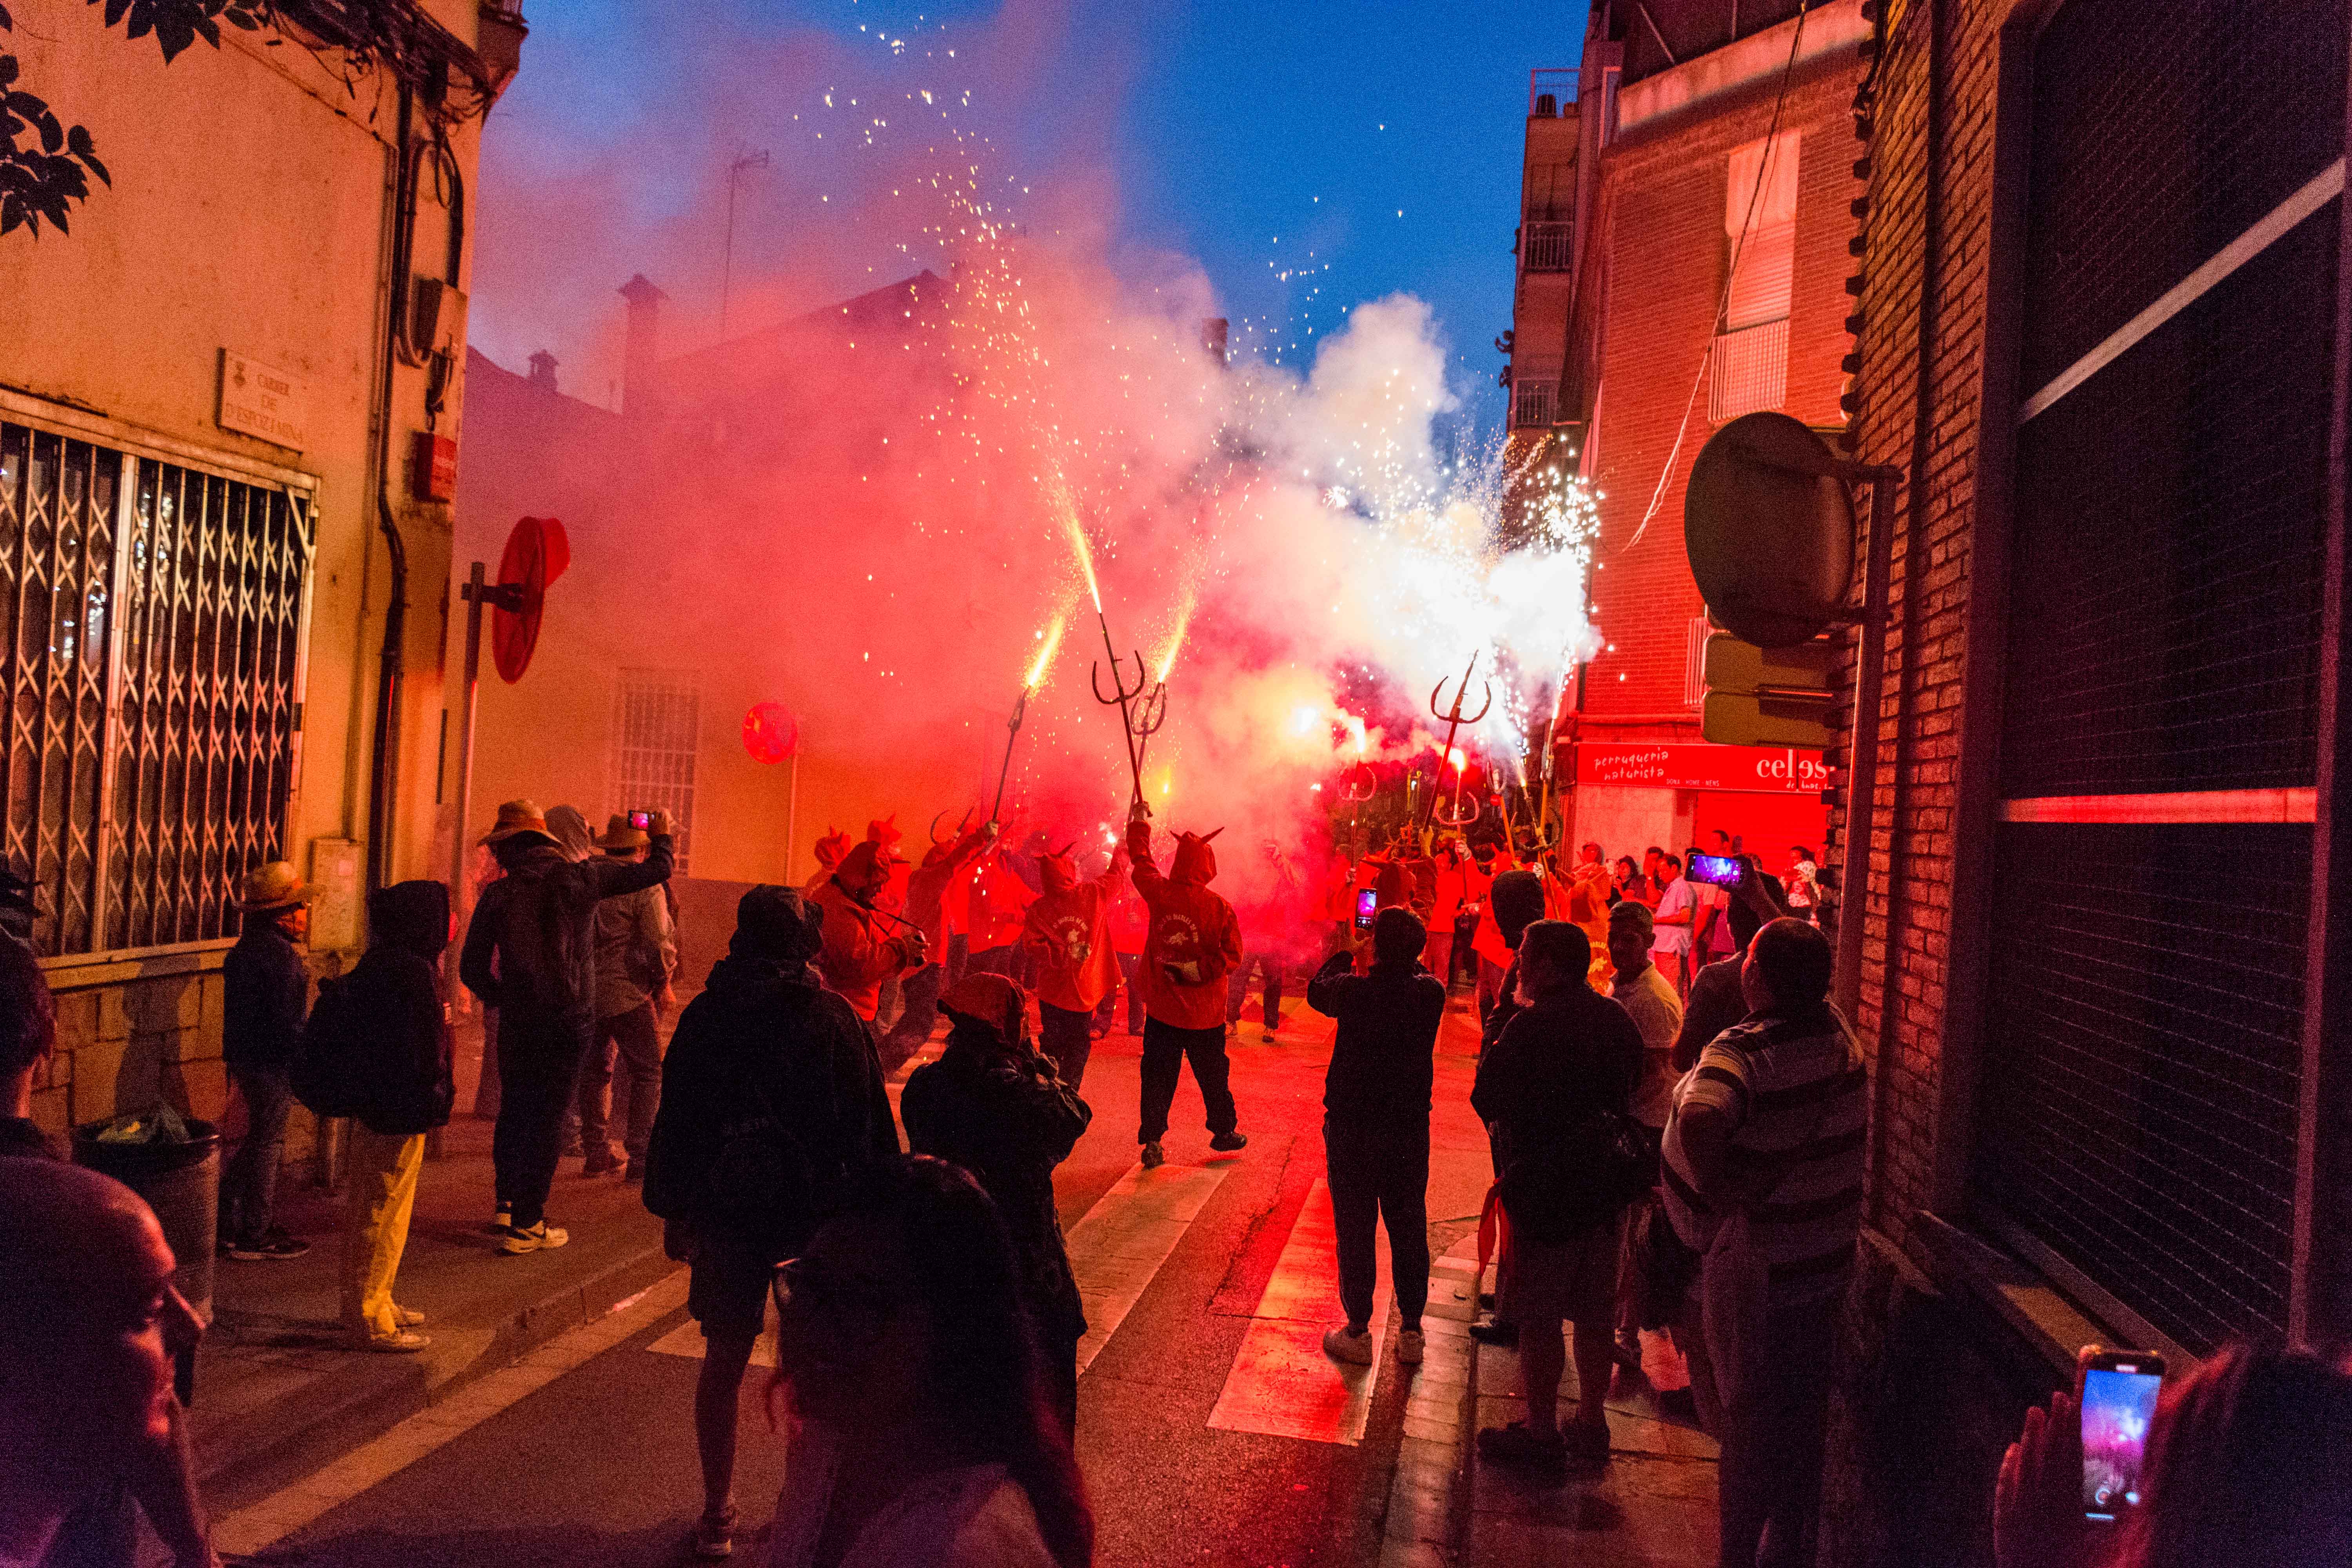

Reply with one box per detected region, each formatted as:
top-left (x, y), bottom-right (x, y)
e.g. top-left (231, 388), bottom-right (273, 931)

top-left (2081, 1366), bottom-right (2161, 1519)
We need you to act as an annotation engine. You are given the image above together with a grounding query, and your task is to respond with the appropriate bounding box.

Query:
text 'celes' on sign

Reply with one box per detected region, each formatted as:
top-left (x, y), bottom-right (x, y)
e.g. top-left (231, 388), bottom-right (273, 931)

top-left (218, 350), bottom-right (309, 451)
top-left (1575, 741), bottom-right (1830, 794)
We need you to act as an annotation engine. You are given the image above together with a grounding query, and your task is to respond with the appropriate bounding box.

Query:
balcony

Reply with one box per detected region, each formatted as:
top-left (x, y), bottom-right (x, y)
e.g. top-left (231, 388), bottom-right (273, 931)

top-left (1522, 220), bottom-right (1574, 272)
top-left (1529, 67), bottom-right (1578, 116)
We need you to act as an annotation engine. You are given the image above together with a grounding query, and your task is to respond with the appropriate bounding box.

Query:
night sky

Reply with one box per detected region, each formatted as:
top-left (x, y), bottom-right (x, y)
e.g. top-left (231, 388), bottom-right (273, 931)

top-left (472, 0), bottom-right (1584, 434)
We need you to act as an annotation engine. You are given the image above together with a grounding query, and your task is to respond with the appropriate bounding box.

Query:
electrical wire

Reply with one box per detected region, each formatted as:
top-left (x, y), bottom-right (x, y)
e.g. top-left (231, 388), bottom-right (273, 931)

top-left (1620, 0), bottom-right (1813, 553)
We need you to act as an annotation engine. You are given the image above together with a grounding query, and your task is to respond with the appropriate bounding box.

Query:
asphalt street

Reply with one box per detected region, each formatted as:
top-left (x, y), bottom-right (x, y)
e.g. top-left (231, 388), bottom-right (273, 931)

top-left (235, 993), bottom-right (1497, 1568)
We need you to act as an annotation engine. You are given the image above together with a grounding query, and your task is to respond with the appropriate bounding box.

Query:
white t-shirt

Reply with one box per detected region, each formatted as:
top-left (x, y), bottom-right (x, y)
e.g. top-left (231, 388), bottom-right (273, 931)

top-left (1650, 878), bottom-right (1695, 955)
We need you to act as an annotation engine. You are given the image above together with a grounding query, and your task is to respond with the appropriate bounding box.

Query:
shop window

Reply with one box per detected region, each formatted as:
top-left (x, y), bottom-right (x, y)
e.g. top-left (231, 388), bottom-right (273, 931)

top-left (0, 418), bottom-right (313, 957)
top-left (1973, 0), bottom-right (2346, 1355)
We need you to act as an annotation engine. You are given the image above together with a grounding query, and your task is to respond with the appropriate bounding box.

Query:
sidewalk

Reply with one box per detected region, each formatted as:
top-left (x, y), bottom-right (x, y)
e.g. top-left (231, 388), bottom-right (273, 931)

top-left (189, 1109), bottom-right (672, 1515)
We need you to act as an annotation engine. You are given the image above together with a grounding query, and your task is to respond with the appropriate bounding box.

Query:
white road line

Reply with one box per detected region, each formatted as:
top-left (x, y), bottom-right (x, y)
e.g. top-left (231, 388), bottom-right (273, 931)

top-left (1065, 1160), bottom-right (1234, 1374)
top-left (1207, 1178), bottom-right (1403, 1447)
top-left (212, 1269), bottom-right (691, 1559)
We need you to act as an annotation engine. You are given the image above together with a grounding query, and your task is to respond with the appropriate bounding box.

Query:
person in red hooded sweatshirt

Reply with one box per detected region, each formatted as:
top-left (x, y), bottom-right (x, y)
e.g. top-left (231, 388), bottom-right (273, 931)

top-left (877, 816), bottom-right (999, 1073)
top-left (1125, 801), bottom-right (1247, 1169)
top-left (1021, 842), bottom-right (1125, 1089)
top-left (813, 840), bottom-right (927, 1027)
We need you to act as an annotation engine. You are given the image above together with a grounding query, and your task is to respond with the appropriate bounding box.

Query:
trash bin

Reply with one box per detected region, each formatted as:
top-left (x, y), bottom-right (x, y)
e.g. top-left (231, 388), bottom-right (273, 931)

top-left (74, 1116), bottom-right (220, 1404)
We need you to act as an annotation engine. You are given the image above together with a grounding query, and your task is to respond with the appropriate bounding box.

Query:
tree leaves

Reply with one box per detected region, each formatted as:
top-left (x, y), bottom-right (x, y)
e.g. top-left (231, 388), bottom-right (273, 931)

top-left (95, 1), bottom-right (248, 64)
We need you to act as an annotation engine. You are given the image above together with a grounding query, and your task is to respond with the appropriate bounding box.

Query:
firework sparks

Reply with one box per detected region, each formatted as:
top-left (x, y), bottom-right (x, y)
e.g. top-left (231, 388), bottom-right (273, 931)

top-left (1024, 612), bottom-right (1068, 689)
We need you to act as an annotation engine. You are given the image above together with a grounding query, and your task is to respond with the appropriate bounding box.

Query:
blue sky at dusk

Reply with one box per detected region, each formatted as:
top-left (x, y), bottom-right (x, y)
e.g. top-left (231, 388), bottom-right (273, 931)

top-left (475, 1), bottom-right (1584, 432)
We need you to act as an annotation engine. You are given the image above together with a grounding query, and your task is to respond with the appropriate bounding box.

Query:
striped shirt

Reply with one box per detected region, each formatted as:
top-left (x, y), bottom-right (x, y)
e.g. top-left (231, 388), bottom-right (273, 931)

top-left (1660, 1004), bottom-right (1867, 1305)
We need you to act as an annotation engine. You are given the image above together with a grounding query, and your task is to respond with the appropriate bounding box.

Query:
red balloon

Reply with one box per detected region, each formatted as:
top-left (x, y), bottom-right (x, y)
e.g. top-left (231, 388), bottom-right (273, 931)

top-left (742, 701), bottom-right (798, 764)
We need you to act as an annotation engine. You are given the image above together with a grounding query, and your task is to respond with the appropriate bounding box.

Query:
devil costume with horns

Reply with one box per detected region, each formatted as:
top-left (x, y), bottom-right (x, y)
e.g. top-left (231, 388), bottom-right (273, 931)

top-left (1126, 805), bottom-right (1247, 1166)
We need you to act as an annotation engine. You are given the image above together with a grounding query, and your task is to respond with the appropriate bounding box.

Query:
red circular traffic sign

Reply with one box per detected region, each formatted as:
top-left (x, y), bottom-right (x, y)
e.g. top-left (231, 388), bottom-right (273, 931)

top-left (492, 516), bottom-right (569, 684)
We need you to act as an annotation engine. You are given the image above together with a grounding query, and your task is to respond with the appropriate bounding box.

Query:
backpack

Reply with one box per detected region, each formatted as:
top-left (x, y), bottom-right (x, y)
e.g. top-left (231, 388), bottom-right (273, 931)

top-left (290, 973), bottom-right (370, 1120)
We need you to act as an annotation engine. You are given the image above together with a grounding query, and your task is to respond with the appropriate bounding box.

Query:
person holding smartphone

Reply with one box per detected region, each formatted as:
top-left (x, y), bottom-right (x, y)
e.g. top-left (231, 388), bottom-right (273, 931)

top-left (1993, 1341), bottom-right (2352, 1568)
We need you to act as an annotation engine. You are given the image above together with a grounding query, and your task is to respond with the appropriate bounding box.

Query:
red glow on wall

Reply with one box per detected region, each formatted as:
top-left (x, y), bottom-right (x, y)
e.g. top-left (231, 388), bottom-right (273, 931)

top-left (742, 701), bottom-right (798, 764)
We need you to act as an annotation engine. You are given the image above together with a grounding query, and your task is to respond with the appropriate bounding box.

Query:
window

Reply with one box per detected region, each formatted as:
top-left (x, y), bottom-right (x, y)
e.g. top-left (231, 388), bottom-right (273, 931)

top-left (609, 669), bottom-right (699, 873)
top-left (1512, 375), bottom-right (1556, 430)
top-left (1973, 0), bottom-right (2346, 1356)
top-left (0, 416), bottom-right (313, 958)
top-left (1712, 133), bottom-right (1798, 420)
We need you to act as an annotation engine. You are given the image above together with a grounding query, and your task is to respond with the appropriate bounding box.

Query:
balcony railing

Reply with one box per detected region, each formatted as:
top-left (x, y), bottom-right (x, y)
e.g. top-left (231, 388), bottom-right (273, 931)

top-left (1523, 221), bottom-right (1574, 272)
top-left (1512, 376), bottom-right (1558, 430)
top-left (1529, 67), bottom-right (1578, 116)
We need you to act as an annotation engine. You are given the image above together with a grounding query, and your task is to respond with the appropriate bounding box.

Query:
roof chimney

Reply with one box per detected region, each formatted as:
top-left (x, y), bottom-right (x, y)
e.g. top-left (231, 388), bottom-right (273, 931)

top-left (1200, 317), bottom-right (1229, 366)
top-left (526, 350), bottom-right (558, 394)
top-left (619, 274), bottom-right (667, 419)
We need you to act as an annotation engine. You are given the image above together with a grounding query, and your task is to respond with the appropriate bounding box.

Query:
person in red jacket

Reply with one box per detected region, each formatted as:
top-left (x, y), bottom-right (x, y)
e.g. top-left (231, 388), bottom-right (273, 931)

top-left (1021, 844), bottom-right (1125, 1089)
top-left (813, 840), bottom-right (926, 1025)
top-left (1095, 876), bottom-right (1150, 1040)
top-left (1125, 802), bottom-right (1246, 1168)
top-left (878, 817), bottom-right (998, 1071)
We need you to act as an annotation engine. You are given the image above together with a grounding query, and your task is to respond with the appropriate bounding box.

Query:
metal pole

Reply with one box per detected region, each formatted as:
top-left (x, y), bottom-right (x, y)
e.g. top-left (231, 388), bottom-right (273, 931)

top-left (450, 562), bottom-right (486, 923)
top-left (786, 750), bottom-right (799, 884)
top-left (1833, 469), bottom-right (1898, 1021)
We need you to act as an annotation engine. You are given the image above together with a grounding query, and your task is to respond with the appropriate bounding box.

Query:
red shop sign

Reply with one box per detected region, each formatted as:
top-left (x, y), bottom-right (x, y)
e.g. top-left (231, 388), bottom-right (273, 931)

top-left (1575, 742), bottom-right (1829, 794)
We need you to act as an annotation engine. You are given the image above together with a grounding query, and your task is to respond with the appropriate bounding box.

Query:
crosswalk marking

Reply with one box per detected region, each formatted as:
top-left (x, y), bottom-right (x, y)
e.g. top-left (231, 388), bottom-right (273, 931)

top-left (1207, 1177), bottom-right (1396, 1447)
top-left (646, 1158), bottom-right (1231, 1372)
top-left (1066, 1160), bottom-right (1233, 1374)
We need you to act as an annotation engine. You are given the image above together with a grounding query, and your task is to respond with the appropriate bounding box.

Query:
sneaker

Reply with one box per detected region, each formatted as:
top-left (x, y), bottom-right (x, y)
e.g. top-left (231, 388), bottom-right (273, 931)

top-left (1396, 1329), bottom-right (1425, 1365)
top-left (1322, 1325), bottom-right (1374, 1365)
top-left (486, 1205), bottom-right (512, 1235)
top-left (352, 1328), bottom-right (430, 1354)
top-left (499, 1221), bottom-right (570, 1255)
top-left (228, 1230), bottom-right (310, 1261)
top-left (1260, 1031), bottom-right (1277, 1044)
top-left (1208, 1130), bottom-right (1248, 1153)
top-left (1468, 1318), bottom-right (1519, 1348)
top-left (392, 1304), bottom-right (427, 1328)
top-left (1478, 1421), bottom-right (1568, 1475)
top-left (1139, 1141), bottom-right (1165, 1169)
top-left (1564, 1418), bottom-right (1613, 1465)
top-left (558, 1138), bottom-right (584, 1158)
top-left (582, 1145), bottom-right (621, 1176)
top-left (692, 1506), bottom-right (737, 1560)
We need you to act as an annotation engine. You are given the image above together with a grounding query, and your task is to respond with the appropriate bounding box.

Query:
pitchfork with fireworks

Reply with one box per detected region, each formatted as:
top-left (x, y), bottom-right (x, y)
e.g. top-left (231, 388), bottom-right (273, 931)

top-left (1417, 650), bottom-right (1492, 846)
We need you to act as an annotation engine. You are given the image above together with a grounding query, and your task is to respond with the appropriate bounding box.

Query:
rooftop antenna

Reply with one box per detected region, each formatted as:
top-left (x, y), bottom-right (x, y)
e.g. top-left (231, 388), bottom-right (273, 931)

top-left (719, 147), bottom-right (770, 339)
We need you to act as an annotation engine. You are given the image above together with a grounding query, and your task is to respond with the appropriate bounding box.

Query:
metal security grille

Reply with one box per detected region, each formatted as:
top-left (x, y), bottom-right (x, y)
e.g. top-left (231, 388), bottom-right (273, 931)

top-left (1522, 221), bottom-right (1574, 272)
top-left (1512, 376), bottom-right (1556, 430)
top-left (0, 417), bottom-right (311, 957)
top-left (106, 463), bottom-right (309, 950)
top-left (610, 670), bottom-right (698, 873)
top-left (1976, 0), bottom-right (2348, 1353)
top-left (1975, 824), bottom-right (2305, 1354)
top-left (0, 426), bottom-right (118, 954)
top-left (1709, 318), bottom-right (1788, 421)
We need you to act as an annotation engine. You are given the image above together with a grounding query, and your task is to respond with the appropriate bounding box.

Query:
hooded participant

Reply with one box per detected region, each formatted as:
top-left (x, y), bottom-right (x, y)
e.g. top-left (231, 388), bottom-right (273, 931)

top-left (877, 815), bottom-right (999, 1071)
top-left (813, 840), bottom-right (924, 1024)
top-left (1125, 804), bottom-right (1246, 1168)
top-left (1020, 843), bottom-right (1125, 1090)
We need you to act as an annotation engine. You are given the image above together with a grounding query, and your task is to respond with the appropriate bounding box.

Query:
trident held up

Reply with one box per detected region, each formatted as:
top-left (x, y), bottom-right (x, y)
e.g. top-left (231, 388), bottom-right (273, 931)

top-left (1417, 650), bottom-right (1491, 841)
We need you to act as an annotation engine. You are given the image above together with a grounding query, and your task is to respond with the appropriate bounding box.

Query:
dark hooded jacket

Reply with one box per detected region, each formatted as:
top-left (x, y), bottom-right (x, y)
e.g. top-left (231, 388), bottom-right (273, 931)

top-left (459, 834), bottom-right (674, 1041)
top-left (339, 881), bottom-right (456, 1136)
top-left (900, 1014), bottom-right (1091, 1343)
top-left (1477, 868), bottom-right (1551, 1053)
top-left (1126, 822), bottom-right (1245, 1030)
top-left (224, 913), bottom-right (309, 1072)
top-left (642, 887), bottom-right (898, 1259)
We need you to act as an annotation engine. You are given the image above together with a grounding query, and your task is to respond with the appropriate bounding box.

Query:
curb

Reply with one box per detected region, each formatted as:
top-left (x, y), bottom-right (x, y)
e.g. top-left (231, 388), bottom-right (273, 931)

top-left (196, 1240), bottom-right (678, 1512)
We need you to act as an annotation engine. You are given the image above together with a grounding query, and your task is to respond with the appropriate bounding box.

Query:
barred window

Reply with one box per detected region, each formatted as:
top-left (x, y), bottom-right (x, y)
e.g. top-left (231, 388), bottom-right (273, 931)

top-left (610, 669), bottom-right (699, 873)
top-left (0, 416), bottom-right (312, 958)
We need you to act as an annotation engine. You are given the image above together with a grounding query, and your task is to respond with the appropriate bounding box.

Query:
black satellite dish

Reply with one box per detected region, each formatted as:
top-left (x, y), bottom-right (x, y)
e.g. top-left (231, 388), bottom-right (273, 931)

top-left (1684, 412), bottom-right (1855, 648)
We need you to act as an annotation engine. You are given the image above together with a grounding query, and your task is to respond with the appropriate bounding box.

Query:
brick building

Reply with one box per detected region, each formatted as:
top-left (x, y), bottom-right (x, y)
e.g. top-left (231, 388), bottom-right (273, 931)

top-left (1509, 0), bottom-right (1872, 864)
top-left (1811, 0), bottom-right (2352, 1561)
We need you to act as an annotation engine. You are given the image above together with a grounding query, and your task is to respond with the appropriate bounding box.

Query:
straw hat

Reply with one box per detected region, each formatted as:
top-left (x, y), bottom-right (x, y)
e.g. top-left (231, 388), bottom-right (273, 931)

top-left (594, 813), bottom-right (650, 851)
top-left (479, 799), bottom-right (553, 845)
top-left (235, 860), bottom-right (319, 912)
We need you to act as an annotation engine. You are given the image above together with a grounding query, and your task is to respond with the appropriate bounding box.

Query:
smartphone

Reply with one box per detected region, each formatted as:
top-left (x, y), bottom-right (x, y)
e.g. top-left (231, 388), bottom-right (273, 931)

top-left (1688, 852), bottom-right (1743, 887)
top-left (627, 809), bottom-right (656, 831)
top-left (1354, 887), bottom-right (1378, 931)
top-left (2081, 1350), bottom-right (2165, 1522)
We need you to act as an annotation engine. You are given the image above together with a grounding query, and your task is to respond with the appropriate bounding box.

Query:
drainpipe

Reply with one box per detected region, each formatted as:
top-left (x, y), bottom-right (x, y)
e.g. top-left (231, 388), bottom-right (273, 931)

top-left (366, 84), bottom-right (416, 892)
